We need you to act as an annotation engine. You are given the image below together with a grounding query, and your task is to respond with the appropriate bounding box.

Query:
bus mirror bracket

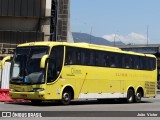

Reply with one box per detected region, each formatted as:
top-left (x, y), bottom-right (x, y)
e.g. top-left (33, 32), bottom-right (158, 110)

top-left (40, 55), bottom-right (49, 69)
top-left (1, 56), bottom-right (11, 69)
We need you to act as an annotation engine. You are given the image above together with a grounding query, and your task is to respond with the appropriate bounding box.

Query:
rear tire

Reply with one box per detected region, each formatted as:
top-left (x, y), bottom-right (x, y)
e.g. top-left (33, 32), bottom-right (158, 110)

top-left (134, 90), bottom-right (142, 103)
top-left (61, 90), bottom-right (72, 105)
top-left (126, 89), bottom-right (134, 103)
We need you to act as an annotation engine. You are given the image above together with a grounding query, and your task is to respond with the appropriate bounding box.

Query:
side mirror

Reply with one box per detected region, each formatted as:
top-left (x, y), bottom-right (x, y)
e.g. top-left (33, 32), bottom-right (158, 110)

top-left (1, 56), bottom-right (11, 69)
top-left (40, 55), bottom-right (49, 68)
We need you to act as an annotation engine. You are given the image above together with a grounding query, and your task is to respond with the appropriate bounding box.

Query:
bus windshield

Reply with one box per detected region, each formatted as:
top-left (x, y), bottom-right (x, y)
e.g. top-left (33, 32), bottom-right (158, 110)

top-left (10, 46), bottom-right (49, 85)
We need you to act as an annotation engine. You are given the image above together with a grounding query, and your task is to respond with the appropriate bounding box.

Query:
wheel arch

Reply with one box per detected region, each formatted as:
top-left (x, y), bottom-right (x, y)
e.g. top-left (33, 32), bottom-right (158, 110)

top-left (127, 86), bottom-right (135, 95)
top-left (60, 84), bottom-right (75, 99)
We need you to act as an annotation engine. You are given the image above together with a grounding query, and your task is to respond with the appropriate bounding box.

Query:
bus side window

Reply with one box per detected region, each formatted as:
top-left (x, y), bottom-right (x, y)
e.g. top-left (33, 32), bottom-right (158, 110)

top-left (99, 51), bottom-right (106, 67)
top-left (148, 58), bottom-right (152, 70)
top-left (81, 49), bottom-right (91, 66)
top-left (150, 58), bottom-right (156, 70)
top-left (65, 52), bottom-right (72, 65)
top-left (145, 58), bottom-right (148, 70)
top-left (68, 54), bottom-right (73, 64)
top-left (89, 51), bottom-right (95, 66)
top-left (148, 58), bottom-right (156, 70)
top-left (81, 50), bottom-right (85, 65)
top-left (65, 47), bottom-right (74, 65)
top-left (139, 57), bottom-right (144, 70)
top-left (85, 50), bottom-right (91, 65)
top-left (104, 54), bottom-right (110, 67)
top-left (133, 56), bottom-right (139, 69)
top-left (94, 51), bottom-right (99, 66)
top-left (109, 55), bottom-right (116, 67)
top-left (100, 52), bottom-right (106, 67)
top-left (124, 57), bottom-right (130, 68)
top-left (115, 53), bottom-right (122, 68)
top-left (75, 49), bottom-right (81, 65)
top-left (129, 57), bottom-right (134, 69)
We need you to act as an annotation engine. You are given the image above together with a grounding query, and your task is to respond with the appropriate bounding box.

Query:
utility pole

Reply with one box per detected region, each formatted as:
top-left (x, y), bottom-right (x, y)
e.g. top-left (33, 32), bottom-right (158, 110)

top-left (147, 25), bottom-right (149, 45)
top-left (90, 27), bottom-right (93, 44)
top-left (114, 33), bottom-right (116, 47)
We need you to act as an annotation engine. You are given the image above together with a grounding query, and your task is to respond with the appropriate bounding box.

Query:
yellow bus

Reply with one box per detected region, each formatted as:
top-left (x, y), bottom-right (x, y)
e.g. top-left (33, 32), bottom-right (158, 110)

top-left (6, 42), bottom-right (157, 105)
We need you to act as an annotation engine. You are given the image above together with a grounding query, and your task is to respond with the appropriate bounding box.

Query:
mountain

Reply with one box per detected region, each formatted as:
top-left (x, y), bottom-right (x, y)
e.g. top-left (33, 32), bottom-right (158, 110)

top-left (72, 32), bottom-right (125, 46)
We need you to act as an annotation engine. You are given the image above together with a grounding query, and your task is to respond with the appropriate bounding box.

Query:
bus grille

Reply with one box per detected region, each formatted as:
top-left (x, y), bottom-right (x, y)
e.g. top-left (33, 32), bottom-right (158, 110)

top-left (145, 82), bottom-right (156, 95)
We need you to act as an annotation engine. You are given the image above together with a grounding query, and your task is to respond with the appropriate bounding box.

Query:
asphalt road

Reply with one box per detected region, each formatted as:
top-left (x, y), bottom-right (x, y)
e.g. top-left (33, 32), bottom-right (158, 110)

top-left (0, 93), bottom-right (160, 120)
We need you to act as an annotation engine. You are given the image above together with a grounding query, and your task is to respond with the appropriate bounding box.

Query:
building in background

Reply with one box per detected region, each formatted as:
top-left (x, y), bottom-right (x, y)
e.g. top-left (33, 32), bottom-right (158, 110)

top-left (0, 0), bottom-right (72, 58)
top-left (45, 0), bottom-right (73, 42)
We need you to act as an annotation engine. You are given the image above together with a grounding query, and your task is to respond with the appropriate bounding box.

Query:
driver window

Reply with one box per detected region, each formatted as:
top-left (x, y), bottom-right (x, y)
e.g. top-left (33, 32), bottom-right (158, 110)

top-left (47, 46), bottom-right (64, 83)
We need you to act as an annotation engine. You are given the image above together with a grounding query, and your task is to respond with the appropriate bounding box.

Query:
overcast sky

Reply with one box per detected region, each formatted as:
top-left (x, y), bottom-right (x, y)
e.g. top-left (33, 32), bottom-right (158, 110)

top-left (70, 0), bottom-right (160, 44)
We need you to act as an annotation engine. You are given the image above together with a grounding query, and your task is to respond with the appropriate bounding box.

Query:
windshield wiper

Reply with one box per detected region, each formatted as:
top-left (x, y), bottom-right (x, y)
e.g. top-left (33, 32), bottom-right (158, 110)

top-left (10, 76), bottom-right (23, 83)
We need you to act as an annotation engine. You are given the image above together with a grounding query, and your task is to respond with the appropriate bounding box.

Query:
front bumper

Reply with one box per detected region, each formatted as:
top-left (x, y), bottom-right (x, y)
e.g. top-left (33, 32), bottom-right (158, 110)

top-left (9, 91), bottom-right (45, 100)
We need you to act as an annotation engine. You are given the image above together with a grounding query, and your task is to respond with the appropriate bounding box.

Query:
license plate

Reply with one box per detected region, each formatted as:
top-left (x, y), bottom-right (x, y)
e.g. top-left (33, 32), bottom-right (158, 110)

top-left (20, 94), bottom-right (27, 99)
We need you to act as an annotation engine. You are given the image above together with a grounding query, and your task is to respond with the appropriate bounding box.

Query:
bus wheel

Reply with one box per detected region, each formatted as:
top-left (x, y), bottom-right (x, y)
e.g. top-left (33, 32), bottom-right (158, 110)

top-left (31, 100), bottom-right (42, 105)
top-left (126, 89), bottom-right (134, 103)
top-left (134, 90), bottom-right (142, 103)
top-left (61, 90), bottom-right (72, 105)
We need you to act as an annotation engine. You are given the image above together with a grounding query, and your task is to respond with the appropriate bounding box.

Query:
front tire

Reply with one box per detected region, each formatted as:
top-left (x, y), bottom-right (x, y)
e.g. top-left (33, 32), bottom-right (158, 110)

top-left (126, 89), bottom-right (134, 103)
top-left (61, 90), bottom-right (72, 105)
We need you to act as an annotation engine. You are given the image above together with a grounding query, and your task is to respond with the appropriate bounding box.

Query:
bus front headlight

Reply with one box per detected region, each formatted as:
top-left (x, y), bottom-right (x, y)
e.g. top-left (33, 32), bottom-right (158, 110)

top-left (32, 88), bottom-right (44, 92)
top-left (10, 89), bottom-right (15, 92)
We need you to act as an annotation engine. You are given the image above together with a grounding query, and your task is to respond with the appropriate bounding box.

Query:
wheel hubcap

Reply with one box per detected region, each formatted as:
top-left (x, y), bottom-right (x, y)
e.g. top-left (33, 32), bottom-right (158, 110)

top-left (136, 93), bottom-right (141, 100)
top-left (63, 93), bottom-right (70, 101)
top-left (128, 91), bottom-right (133, 102)
top-left (129, 95), bottom-right (133, 101)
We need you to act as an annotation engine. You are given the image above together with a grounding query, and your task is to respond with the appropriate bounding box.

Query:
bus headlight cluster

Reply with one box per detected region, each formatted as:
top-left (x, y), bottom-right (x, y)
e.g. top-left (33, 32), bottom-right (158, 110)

top-left (10, 89), bottom-right (15, 92)
top-left (32, 88), bottom-right (44, 92)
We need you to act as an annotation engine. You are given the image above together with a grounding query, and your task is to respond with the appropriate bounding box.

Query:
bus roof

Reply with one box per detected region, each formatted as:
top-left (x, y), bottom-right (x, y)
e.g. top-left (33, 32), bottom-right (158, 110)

top-left (17, 41), bottom-right (121, 51)
top-left (17, 41), bottom-right (156, 58)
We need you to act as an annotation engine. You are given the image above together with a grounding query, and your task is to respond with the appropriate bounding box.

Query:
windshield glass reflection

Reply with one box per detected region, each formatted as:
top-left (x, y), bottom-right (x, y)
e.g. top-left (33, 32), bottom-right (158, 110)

top-left (10, 46), bottom-right (49, 85)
